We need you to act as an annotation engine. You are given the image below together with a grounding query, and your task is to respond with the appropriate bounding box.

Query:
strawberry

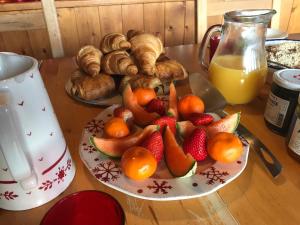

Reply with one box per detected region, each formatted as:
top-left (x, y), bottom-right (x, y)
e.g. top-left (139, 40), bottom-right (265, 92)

top-left (145, 98), bottom-right (165, 116)
top-left (183, 127), bottom-right (207, 161)
top-left (188, 113), bottom-right (214, 126)
top-left (141, 131), bottom-right (164, 162)
top-left (153, 116), bottom-right (176, 134)
top-left (113, 106), bottom-right (134, 127)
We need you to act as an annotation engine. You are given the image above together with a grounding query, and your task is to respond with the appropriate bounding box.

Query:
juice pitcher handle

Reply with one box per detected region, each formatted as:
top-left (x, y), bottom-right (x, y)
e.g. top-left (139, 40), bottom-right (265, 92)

top-left (199, 24), bottom-right (222, 70)
top-left (0, 90), bottom-right (37, 190)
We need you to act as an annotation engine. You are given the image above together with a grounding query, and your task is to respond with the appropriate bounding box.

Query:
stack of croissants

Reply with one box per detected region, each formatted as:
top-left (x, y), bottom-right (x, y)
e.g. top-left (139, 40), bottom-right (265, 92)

top-left (70, 30), bottom-right (188, 100)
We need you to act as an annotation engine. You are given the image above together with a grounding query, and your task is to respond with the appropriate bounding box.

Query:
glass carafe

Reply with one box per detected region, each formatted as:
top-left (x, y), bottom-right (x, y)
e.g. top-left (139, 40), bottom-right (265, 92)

top-left (199, 9), bottom-right (276, 105)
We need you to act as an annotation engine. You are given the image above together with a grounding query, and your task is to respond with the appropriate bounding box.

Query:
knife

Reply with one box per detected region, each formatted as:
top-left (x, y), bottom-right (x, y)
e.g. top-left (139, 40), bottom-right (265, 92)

top-left (188, 72), bottom-right (282, 178)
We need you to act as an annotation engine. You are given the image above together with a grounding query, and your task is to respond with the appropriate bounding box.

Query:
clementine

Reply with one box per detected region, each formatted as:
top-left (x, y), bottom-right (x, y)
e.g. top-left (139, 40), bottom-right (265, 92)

top-left (104, 117), bottom-right (130, 138)
top-left (133, 88), bottom-right (156, 106)
top-left (207, 132), bottom-right (243, 163)
top-left (177, 95), bottom-right (205, 119)
top-left (121, 146), bottom-right (157, 180)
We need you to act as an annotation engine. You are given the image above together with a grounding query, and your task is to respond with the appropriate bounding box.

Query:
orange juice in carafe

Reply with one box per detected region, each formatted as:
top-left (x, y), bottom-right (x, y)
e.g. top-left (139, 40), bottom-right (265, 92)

top-left (208, 55), bottom-right (267, 105)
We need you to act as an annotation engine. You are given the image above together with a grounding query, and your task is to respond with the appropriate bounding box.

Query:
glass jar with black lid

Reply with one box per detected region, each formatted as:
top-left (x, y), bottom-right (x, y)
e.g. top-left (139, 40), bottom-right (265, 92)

top-left (264, 69), bottom-right (300, 136)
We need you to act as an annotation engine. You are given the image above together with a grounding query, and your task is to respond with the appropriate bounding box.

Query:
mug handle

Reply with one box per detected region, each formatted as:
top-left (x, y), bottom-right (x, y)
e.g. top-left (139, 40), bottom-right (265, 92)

top-left (0, 90), bottom-right (37, 190)
top-left (199, 24), bottom-right (222, 70)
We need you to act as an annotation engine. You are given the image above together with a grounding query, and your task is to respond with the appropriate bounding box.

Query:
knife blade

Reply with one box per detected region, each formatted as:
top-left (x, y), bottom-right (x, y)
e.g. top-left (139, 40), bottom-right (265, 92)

top-left (188, 72), bottom-right (282, 177)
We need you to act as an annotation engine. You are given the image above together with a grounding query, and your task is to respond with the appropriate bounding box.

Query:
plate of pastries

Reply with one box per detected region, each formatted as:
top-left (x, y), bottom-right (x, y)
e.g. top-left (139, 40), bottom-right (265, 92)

top-left (66, 30), bottom-right (188, 106)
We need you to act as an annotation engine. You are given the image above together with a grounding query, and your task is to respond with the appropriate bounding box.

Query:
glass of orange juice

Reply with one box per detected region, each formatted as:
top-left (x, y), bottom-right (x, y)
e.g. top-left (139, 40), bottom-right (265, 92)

top-left (199, 10), bottom-right (275, 105)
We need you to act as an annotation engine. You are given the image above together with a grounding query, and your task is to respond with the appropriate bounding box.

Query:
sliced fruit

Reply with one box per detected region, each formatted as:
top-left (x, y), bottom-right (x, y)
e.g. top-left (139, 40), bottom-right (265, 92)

top-left (121, 146), bottom-right (157, 180)
top-left (123, 84), bottom-right (160, 126)
top-left (176, 120), bottom-right (196, 139)
top-left (141, 131), bottom-right (164, 162)
top-left (153, 116), bottom-right (177, 134)
top-left (207, 112), bottom-right (240, 137)
top-left (113, 106), bottom-right (134, 127)
top-left (163, 126), bottom-right (196, 177)
top-left (146, 98), bottom-right (165, 116)
top-left (90, 124), bottom-right (158, 158)
top-left (167, 82), bottom-right (178, 119)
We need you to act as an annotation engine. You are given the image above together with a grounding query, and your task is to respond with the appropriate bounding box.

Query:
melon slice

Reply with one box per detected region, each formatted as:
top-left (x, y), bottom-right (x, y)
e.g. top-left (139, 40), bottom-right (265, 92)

top-left (163, 126), bottom-right (196, 177)
top-left (206, 112), bottom-right (240, 137)
top-left (90, 125), bottom-right (158, 158)
top-left (123, 84), bottom-right (159, 126)
top-left (176, 120), bottom-right (196, 139)
top-left (167, 82), bottom-right (178, 119)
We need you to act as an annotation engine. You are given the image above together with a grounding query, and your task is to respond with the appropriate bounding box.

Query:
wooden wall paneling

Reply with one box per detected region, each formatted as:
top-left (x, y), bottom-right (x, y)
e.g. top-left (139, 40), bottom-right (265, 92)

top-left (183, 0), bottom-right (195, 44)
top-left (196, 0), bottom-right (207, 43)
top-left (0, 34), bottom-right (5, 51)
top-left (274, 0), bottom-right (294, 32)
top-left (143, 3), bottom-right (165, 44)
top-left (1, 31), bottom-right (33, 56)
top-left (121, 4), bottom-right (144, 34)
top-left (57, 8), bottom-right (80, 56)
top-left (288, 0), bottom-right (300, 33)
top-left (165, 2), bottom-right (185, 46)
top-left (207, 15), bottom-right (223, 27)
top-left (75, 7), bottom-right (102, 48)
top-left (98, 5), bottom-right (123, 36)
top-left (27, 29), bottom-right (52, 59)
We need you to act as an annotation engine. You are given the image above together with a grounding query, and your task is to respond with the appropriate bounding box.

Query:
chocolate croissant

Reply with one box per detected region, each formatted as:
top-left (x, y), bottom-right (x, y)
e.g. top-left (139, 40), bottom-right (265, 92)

top-left (101, 50), bottom-right (138, 76)
top-left (76, 45), bottom-right (102, 77)
top-left (70, 70), bottom-right (115, 100)
top-left (100, 33), bottom-right (131, 54)
top-left (156, 59), bottom-right (188, 80)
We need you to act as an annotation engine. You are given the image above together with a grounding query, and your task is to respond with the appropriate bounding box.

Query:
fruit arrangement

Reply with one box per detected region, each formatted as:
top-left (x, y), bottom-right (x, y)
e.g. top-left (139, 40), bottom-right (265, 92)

top-left (69, 30), bottom-right (188, 101)
top-left (90, 82), bottom-right (244, 181)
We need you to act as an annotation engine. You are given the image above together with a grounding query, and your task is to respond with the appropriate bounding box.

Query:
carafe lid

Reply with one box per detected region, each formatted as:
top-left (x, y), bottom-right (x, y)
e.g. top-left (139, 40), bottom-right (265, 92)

top-left (224, 9), bottom-right (276, 24)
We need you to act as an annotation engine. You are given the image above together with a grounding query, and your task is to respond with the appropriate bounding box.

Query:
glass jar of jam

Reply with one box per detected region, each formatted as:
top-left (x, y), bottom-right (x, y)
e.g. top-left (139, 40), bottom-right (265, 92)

top-left (286, 96), bottom-right (300, 161)
top-left (264, 69), bottom-right (300, 136)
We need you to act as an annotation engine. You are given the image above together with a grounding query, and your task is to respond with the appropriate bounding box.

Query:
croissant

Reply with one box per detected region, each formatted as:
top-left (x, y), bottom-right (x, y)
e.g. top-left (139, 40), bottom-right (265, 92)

top-left (129, 31), bottom-right (164, 76)
top-left (156, 59), bottom-right (188, 81)
top-left (70, 70), bottom-right (115, 100)
top-left (119, 75), bottom-right (163, 94)
top-left (100, 33), bottom-right (131, 54)
top-left (127, 29), bottom-right (145, 40)
top-left (76, 45), bottom-right (102, 77)
top-left (102, 50), bottom-right (138, 76)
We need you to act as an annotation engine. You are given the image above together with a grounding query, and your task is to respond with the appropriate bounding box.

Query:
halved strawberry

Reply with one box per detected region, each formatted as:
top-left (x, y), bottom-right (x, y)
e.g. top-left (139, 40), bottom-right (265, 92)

top-left (183, 127), bottom-right (207, 161)
top-left (188, 113), bottom-right (213, 126)
top-left (141, 131), bottom-right (164, 162)
top-left (146, 98), bottom-right (165, 116)
top-left (153, 116), bottom-right (176, 134)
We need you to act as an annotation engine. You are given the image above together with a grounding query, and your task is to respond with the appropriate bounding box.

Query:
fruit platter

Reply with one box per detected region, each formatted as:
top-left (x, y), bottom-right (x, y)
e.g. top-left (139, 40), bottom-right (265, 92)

top-left (79, 81), bottom-right (250, 201)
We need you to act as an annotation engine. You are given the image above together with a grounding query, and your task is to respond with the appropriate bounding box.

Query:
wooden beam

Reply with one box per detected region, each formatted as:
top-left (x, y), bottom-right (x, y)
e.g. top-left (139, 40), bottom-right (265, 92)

top-left (196, 0), bottom-right (207, 43)
top-left (41, 0), bottom-right (64, 58)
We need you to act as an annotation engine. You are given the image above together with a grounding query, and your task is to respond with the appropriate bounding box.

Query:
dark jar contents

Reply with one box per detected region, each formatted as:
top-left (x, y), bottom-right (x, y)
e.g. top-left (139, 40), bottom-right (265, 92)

top-left (286, 102), bottom-right (300, 161)
top-left (264, 69), bottom-right (300, 136)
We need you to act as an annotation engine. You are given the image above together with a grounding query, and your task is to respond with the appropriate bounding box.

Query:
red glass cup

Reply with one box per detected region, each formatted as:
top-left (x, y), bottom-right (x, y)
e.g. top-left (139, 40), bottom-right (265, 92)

top-left (40, 191), bottom-right (125, 225)
top-left (209, 34), bottom-right (221, 61)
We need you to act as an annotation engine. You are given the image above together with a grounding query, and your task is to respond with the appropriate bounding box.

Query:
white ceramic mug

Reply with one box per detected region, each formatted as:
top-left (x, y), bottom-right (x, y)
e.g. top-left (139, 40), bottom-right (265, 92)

top-left (0, 53), bottom-right (75, 210)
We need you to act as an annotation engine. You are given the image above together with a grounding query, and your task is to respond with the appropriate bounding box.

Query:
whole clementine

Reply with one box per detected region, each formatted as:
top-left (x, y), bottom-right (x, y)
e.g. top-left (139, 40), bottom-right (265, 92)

top-left (104, 117), bottom-right (130, 138)
top-left (133, 88), bottom-right (156, 106)
top-left (207, 132), bottom-right (243, 163)
top-left (177, 95), bottom-right (205, 119)
top-left (121, 146), bottom-right (157, 180)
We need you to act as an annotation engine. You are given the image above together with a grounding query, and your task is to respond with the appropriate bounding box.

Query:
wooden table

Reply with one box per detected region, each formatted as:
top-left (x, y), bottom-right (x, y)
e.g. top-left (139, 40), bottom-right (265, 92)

top-left (2, 36), bottom-right (300, 225)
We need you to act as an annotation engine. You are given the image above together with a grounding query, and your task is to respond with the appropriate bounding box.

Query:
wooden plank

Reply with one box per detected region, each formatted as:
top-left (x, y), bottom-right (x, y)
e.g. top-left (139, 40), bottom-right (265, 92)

top-left (143, 3), bottom-right (165, 43)
top-left (0, 10), bottom-right (45, 32)
top-left (196, 0), bottom-right (207, 43)
top-left (0, 33), bottom-right (6, 51)
top-left (207, 0), bottom-right (273, 16)
top-left (183, 0), bottom-right (195, 44)
top-left (57, 8), bottom-right (80, 56)
top-left (27, 29), bottom-right (52, 59)
top-left (121, 4), bottom-right (144, 34)
top-left (287, 0), bottom-right (300, 33)
top-left (1, 31), bottom-right (34, 56)
top-left (41, 0), bottom-right (64, 58)
top-left (74, 7), bottom-right (102, 48)
top-left (98, 5), bottom-right (123, 36)
top-left (165, 1), bottom-right (185, 46)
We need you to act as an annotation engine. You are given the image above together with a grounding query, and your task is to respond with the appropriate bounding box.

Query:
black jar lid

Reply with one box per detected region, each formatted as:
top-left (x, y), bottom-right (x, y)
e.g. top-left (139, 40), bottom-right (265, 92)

top-left (273, 69), bottom-right (300, 91)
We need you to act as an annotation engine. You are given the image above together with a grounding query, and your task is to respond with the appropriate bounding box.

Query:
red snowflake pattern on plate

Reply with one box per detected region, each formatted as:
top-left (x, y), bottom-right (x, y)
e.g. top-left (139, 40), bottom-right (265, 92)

top-left (38, 159), bottom-right (72, 191)
top-left (200, 167), bottom-right (229, 185)
top-left (147, 181), bottom-right (172, 194)
top-left (82, 142), bottom-right (97, 154)
top-left (85, 119), bottom-right (104, 135)
top-left (0, 191), bottom-right (18, 200)
top-left (92, 161), bottom-right (121, 182)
